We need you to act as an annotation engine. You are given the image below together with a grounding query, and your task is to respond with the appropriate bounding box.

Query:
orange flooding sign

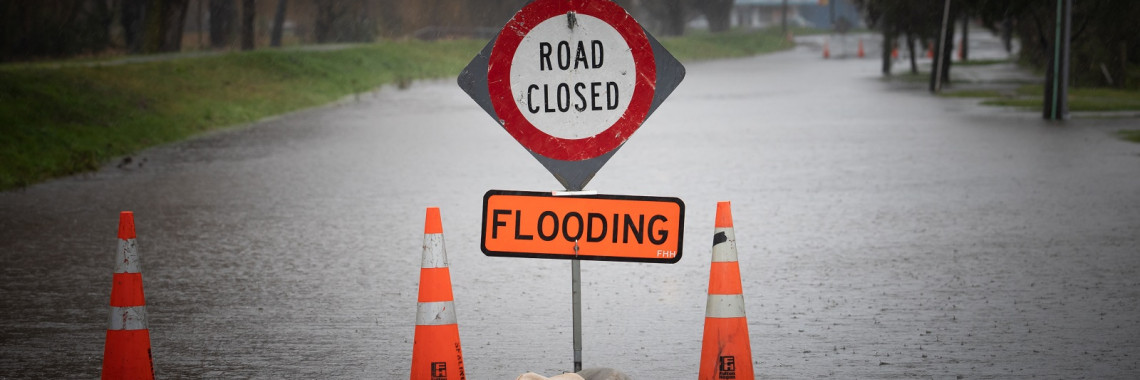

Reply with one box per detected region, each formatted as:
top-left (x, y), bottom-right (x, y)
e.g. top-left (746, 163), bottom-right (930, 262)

top-left (481, 190), bottom-right (684, 263)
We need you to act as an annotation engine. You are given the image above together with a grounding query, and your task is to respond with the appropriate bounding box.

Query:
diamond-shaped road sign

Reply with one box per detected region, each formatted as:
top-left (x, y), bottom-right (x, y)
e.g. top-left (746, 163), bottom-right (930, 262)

top-left (459, 0), bottom-right (685, 191)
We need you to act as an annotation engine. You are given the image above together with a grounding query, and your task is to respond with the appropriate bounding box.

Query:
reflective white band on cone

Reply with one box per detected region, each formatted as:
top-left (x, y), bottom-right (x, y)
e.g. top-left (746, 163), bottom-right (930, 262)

top-left (416, 301), bottom-right (458, 326)
top-left (711, 227), bottom-right (738, 263)
top-left (705, 294), bottom-right (747, 318)
top-left (421, 234), bottom-right (449, 269)
top-left (115, 238), bottom-right (141, 273)
top-left (108, 306), bottom-right (149, 330)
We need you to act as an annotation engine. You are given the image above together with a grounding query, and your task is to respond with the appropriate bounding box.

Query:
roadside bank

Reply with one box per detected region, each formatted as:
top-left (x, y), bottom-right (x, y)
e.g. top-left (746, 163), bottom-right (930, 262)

top-left (0, 30), bottom-right (793, 191)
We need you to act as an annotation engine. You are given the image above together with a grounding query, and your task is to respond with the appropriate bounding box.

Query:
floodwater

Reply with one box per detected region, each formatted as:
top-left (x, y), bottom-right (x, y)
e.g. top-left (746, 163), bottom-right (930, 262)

top-left (2, 34), bottom-right (1139, 379)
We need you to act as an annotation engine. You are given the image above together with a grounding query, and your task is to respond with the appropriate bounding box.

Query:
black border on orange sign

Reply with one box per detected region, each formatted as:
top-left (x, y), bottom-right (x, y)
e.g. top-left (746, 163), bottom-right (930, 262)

top-left (480, 189), bottom-right (685, 264)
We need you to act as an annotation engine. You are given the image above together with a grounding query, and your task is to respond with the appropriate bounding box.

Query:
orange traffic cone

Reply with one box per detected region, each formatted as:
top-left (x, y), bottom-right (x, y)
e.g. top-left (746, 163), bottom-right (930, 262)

top-left (926, 42), bottom-right (934, 58)
top-left (699, 202), bottom-right (754, 380)
top-left (892, 47), bottom-right (899, 60)
top-left (857, 39), bottom-right (865, 58)
top-left (822, 39), bottom-right (830, 59)
top-left (410, 207), bottom-right (466, 380)
top-left (102, 211), bottom-right (155, 380)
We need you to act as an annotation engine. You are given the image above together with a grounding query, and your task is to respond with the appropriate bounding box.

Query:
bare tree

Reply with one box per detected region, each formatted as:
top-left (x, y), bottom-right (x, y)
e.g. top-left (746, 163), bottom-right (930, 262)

top-left (121, 0), bottom-right (146, 53)
top-left (959, 14), bottom-right (968, 61)
top-left (314, 0), bottom-right (346, 43)
top-left (209, 0), bottom-right (236, 48)
top-left (270, 0), bottom-right (287, 47)
top-left (639, 0), bottom-right (689, 36)
top-left (162, 0), bottom-right (190, 51)
top-left (141, 0), bottom-right (189, 53)
top-left (240, 0), bottom-right (254, 50)
top-left (1, 0), bottom-right (114, 61)
top-left (314, 0), bottom-right (375, 43)
top-left (696, 0), bottom-right (734, 33)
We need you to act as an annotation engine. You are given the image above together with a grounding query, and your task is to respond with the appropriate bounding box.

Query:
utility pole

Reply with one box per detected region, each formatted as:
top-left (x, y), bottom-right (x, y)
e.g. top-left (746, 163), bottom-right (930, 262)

top-left (782, 0), bottom-right (788, 36)
top-left (829, 0), bottom-right (835, 28)
top-left (1043, 0), bottom-right (1071, 120)
top-left (932, 0), bottom-right (952, 93)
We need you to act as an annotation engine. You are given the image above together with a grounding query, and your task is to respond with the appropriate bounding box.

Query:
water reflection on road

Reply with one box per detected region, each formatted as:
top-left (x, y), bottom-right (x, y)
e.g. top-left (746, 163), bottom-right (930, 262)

top-left (2, 39), bottom-right (1139, 378)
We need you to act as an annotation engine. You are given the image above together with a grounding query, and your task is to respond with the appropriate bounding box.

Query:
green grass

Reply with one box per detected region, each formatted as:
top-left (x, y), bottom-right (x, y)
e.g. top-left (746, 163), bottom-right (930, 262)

top-left (955, 58), bottom-right (1014, 66)
top-left (1, 31), bottom-right (792, 191)
top-left (941, 89), bottom-right (1005, 98)
top-left (0, 40), bottom-right (483, 190)
top-left (942, 84), bottom-right (1140, 112)
top-left (659, 29), bottom-right (793, 61)
top-left (1118, 130), bottom-right (1140, 143)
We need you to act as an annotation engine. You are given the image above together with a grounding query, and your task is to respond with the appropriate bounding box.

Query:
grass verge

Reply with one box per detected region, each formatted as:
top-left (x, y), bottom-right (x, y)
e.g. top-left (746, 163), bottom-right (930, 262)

top-left (0, 40), bottom-right (482, 190)
top-left (941, 84), bottom-right (1140, 113)
top-left (954, 58), bottom-right (1014, 66)
top-left (943, 84), bottom-right (1140, 144)
top-left (1118, 130), bottom-right (1140, 144)
top-left (977, 85), bottom-right (1140, 112)
top-left (1, 30), bottom-right (791, 191)
top-left (658, 29), bottom-right (793, 61)
top-left (940, 89), bottom-right (1005, 98)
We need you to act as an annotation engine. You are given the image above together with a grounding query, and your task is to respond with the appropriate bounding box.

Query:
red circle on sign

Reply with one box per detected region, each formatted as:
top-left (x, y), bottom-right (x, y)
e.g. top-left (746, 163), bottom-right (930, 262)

top-left (488, 0), bottom-right (656, 162)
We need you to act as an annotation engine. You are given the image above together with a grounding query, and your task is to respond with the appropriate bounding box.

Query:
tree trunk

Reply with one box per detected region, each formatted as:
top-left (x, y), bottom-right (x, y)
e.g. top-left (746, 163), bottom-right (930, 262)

top-left (881, 26), bottom-right (893, 76)
top-left (937, 21), bottom-right (956, 88)
top-left (270, 0), bottom-right (287, 47)
top-left (663, 0), bottom-right (686, 36)
top-left (209, 0), bottom-right (235, 48)
top-left (141, 0), bottom-right (163, 53)
top-left (781, 0), bottom-right (788, 35)
top-left (314, 0), bottom-right (337, 43)
top-left (160, 0), bottom-right (189, 52)
top-left (930, 3), bottom-right (956, 92)
top-left (1121, 41), bottom-right (1129, 88)
top-left (356, 0), bottom-right (375, 42)
top-left (138, 0), bottom-right (188, 53)
top-left (959, 14), bottom-right (969, 62)
top-left (699, 0), bottom-right (734, 33)
top-left (0, 0), bottom-right (114, 60)
top-left (907, 32), bottom-right (918, 74)
top-left (240, 0), bottom-right (254, 50)
top-left (1000, 18), bottom-right (1013, 53)
top-left (121, 0), bottom-right (146, 53)
top-left (197, 0), bottom-right (204, 48)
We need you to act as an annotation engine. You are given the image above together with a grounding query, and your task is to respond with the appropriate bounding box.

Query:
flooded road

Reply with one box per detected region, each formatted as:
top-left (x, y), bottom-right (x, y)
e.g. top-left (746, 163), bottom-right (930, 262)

top-left (3, 37), bottom-right (1140, 378)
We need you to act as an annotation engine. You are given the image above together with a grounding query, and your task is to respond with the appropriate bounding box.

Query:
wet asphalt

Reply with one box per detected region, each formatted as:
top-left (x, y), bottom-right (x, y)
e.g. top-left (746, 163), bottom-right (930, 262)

top-left (2, 34), bottom-right (1139, 379)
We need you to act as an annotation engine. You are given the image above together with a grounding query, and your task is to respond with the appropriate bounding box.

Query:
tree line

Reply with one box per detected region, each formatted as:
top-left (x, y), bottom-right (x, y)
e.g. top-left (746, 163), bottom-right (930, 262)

top-left (855, 0), bottom-right (1139, 89)
top-left (0, 0), bottom-right (736, 63)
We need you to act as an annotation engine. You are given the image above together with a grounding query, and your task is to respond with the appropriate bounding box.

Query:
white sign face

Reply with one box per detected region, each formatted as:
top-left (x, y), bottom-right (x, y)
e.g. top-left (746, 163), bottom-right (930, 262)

top-left (462, 0), bottom-right (685, 189)
top-left (508, 14), bottom-right (637, 140)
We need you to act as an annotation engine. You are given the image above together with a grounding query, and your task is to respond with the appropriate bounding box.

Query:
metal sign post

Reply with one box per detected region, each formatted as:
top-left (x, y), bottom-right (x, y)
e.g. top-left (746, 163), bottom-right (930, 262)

top-left (459, 0), bottom-right (685, 371)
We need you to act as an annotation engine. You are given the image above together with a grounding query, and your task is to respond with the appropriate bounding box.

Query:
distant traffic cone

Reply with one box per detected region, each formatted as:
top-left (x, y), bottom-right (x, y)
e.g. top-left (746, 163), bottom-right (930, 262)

top-left (857, 39), bottom-right (865, 58)
top-left (892, 47), bottom-right (899, 60)
top-left (410, 207), bottom-right (466, 380)
top-left (926, 42), bottom-right (934, 58)
top-left (102, 211), bottom-right (155, 380)
top-left (699, 202), bottom-right (754, 380)
top-left (822, 39), bottom-right (830, 59)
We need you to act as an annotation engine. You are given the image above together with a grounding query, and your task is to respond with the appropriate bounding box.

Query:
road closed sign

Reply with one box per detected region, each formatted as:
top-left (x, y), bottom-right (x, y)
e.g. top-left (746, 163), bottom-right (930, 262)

top-left (459, 0), bottom-right (685, 191)
top-left (487, 0), bottom-right (655, 162)
top-left (481, 190), bottom-right (684, 263)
